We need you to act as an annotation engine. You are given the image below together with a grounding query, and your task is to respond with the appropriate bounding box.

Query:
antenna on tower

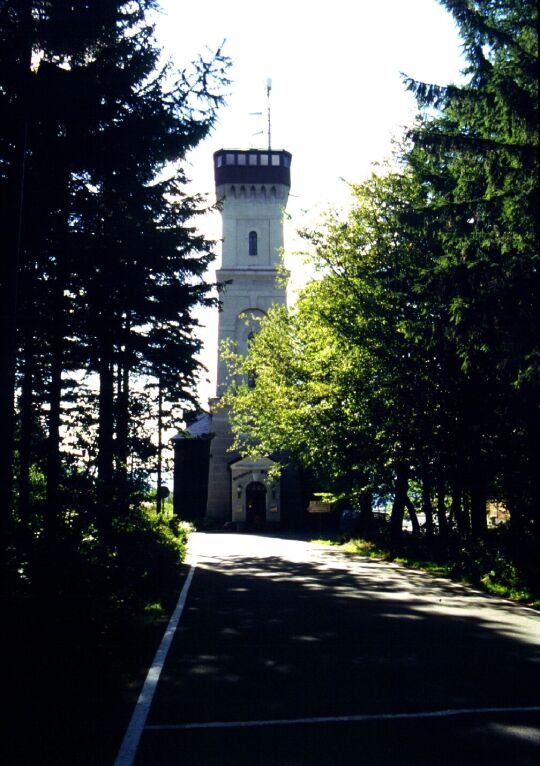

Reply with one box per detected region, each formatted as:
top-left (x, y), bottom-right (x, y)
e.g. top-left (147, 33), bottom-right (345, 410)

top-left (266, 77), bottom-right (272, 150)
top-left (248, 79), bottom-right (273, 149)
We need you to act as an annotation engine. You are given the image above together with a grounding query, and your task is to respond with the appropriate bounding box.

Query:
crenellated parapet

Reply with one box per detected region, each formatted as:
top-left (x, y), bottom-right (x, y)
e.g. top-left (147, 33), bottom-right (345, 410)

top-left (219, 183), bottom-right (288, 202)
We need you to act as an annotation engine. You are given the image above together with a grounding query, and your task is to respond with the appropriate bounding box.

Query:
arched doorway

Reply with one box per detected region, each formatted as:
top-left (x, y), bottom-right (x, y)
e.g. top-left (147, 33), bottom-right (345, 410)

top-left (245, 481), bottom-right (267, 528)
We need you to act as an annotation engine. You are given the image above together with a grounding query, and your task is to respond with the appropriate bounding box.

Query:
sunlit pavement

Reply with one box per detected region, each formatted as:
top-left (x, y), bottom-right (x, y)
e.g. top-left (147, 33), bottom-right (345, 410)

top-left (131, 532), bottom-right (540, 765)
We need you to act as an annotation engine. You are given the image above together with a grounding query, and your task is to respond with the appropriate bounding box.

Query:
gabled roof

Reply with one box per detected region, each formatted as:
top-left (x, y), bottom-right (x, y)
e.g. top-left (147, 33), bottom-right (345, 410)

top-left (230, 455), bottom-right (277, 470)
top-left (170, 412), bottom-right (212, 442)
top-left (187, 413), bottom-right (212, 437)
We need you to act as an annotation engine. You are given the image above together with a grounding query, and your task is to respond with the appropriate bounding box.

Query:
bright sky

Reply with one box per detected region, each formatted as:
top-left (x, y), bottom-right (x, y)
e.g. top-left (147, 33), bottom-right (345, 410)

top-left (153, 0), bottom-right (466, 409)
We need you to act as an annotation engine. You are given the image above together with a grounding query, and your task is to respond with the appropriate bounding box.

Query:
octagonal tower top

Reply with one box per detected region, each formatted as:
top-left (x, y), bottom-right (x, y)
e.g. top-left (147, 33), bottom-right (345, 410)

top-left (214, 148), bottom-right (292, 190)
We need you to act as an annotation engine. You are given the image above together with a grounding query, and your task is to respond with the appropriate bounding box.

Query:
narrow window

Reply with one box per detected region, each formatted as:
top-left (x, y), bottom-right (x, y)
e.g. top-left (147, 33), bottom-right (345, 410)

top-left (249, 231), bottom-right (258, 256)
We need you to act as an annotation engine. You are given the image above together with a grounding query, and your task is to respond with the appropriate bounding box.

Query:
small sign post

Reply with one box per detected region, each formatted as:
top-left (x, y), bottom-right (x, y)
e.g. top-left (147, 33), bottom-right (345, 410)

top-left (308, 499), bottom-right (333, 536)
top-left (308, 501), bottom-right (332, 514)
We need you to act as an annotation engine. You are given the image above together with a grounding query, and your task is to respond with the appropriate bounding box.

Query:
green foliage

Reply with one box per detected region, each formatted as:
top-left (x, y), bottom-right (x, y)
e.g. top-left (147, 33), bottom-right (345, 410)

top-left (9, 500), bottom-right (190, 616)
top-left (225, 0), bottom-right (538, 542)
top-left (106, 507), bottom-right (189, 610)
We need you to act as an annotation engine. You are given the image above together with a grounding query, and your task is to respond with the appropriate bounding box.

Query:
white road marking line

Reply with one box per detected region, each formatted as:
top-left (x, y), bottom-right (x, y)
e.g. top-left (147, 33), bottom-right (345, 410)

top-left (144, 705), bottom-right (540, 732)
top-left (114, 563), bottom-right (197, 766)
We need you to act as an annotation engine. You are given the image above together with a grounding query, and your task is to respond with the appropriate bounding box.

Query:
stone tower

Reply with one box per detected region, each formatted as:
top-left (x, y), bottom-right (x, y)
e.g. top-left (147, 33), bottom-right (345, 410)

top-left (206, 148), bottom-right (292, 524)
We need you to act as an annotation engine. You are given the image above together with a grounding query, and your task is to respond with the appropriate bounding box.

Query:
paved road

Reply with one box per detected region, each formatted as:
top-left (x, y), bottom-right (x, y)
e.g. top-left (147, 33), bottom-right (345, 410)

top-left (122, 532), bottom-right (540, 765)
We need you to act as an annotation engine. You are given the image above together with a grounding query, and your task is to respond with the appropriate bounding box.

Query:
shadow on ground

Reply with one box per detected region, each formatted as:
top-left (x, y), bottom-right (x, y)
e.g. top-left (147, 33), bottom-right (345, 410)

top-left (134, 538), bottom-right (540, 765)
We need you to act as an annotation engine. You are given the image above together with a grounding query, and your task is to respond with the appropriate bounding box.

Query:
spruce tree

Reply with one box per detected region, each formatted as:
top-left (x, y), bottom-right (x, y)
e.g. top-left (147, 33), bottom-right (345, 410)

top-left (403, 0), bottom-right (539, 533)
top-left (0, 1), bottom-right (229, 553)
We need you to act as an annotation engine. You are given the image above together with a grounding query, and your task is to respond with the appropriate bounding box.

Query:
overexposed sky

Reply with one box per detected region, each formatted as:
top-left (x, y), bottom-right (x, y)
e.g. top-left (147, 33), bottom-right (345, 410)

top-left (153, 0), bottom-right (466, 408)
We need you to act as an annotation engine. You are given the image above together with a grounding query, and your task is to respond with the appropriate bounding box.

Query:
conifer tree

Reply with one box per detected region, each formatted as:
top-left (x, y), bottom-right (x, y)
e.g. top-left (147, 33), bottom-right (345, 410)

top-left (0, 1), bottom-right (229, 550)
top-left (403, 0), bottom-right (539, 533)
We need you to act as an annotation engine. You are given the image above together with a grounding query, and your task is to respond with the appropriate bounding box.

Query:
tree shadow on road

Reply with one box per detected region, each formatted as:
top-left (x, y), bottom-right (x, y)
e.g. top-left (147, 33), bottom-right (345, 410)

top-left (137, 543), bottom-right (540, 765)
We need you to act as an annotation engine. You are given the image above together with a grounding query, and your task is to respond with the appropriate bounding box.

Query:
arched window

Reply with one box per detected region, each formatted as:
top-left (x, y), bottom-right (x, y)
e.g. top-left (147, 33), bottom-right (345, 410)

top-left (248, 230), bottom-right (258, 256)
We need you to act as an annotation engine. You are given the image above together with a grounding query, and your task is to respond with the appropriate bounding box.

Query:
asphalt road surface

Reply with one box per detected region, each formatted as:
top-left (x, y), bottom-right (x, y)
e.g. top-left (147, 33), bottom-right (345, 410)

top-left (117, 532), bottom-right (540, 765)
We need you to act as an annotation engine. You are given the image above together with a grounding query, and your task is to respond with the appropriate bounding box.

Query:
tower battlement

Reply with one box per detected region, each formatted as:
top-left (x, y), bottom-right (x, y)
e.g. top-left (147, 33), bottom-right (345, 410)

top-left (214, 149), bottom-right (292, 189)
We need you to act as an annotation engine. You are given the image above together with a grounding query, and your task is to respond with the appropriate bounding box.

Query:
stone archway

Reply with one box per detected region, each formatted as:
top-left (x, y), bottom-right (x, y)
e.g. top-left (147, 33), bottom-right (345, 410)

top-left (230, 456), bottom-right (280, 527)
top-left (245, 481), bottom-right (267, 528)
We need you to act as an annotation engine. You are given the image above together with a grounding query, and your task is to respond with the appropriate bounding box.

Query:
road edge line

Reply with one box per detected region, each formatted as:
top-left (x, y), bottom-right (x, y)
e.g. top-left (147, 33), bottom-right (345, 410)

top-left (114, 562), bottom-right (196, 766)
top-left (144, 705), bottom-right (540, 732)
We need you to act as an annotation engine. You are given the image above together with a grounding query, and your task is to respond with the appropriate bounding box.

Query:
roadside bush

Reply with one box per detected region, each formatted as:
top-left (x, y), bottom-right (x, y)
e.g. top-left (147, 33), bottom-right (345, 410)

top-left (8, 504), bottom-right (191, 618)
top-left (106, 508), bottom-right (190, 613)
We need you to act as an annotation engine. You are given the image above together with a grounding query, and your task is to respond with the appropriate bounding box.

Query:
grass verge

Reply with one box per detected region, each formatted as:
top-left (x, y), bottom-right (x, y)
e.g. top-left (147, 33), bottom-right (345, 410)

top-left (313, 527), bottom-right (540, 609)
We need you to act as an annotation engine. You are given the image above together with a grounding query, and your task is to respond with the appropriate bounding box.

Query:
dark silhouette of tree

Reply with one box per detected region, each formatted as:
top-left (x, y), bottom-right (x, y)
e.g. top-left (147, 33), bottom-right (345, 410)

top-left (0, 1), bottom-right (229, 562)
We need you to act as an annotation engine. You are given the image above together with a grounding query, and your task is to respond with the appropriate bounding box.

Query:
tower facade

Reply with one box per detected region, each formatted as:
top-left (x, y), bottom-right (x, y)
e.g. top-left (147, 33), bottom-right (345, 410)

top-left (206, 148), bottom-right (292, 523)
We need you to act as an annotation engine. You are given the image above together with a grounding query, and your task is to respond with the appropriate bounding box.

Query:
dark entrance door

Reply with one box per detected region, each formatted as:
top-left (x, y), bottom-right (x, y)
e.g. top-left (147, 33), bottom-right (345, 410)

top-left (245, 481), bottom-right (267, 528)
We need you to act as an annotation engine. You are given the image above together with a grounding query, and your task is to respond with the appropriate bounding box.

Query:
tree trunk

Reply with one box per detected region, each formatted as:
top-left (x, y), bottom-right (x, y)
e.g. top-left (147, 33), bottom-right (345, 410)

top-left (97, 331), bottom-right (115, 527)
top-left (436, 478), bottom-right (448, 539)
top-left (405, 495), bottom-right (421, 535)
top-left (470, 481), bottom-right (487, 538)
top-left (468, 443), bottom-right (487, 538)
top-left (17, 331), bottom-right (35, 525)
top-left (156, 376), bottom-right (163, 515)
top-left (45, 322), bottom-right (63, 543)
top-left (0, 219), bottom-right (19, 544)
top-left (115, 350), bottom-right (130, 514)
top-left (359, 490), bottom-right (373, 531)
top-left (421, 473), bottom-right (435, 538)
top-left (390, 464), bottom-right (408, 544)
top-left (463, 490), bottom-right (471, 533)
top-left (451, 480), bottom-right (469, 536)
top-left (0, 0), bottom-right (32, 571)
